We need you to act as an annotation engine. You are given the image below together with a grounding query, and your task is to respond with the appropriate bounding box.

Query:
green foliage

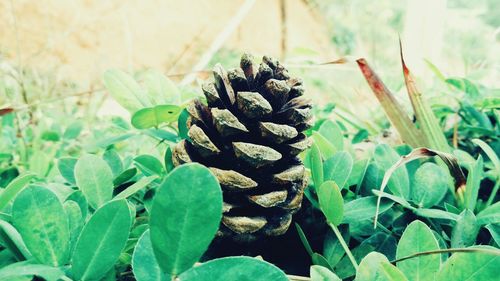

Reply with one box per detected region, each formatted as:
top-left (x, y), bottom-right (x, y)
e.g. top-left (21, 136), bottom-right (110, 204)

top-left (396, 221), bottom-right (440, 280)
top-left (71, 199), bottom-right (131, 280)
top-left (74, 154), bottom-right (114, 209)
top-left (12, 186), bottom-right (70, 266)
top-left (0, 30), bottom-right (497, 279)
top-left (132, 230), bottom-right (168, 281)
top-left (178, 257), bottom-right (289, 281)
top-left (149, 163), bottom-right (222, 275)
top-left (318, 181), bottom-right (344, 225)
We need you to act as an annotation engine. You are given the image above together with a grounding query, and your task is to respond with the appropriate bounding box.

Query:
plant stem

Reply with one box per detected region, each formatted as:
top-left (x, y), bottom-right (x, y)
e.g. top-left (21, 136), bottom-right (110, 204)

top-left (328, 222), bottom-right (358, 271)
top-left (391, 247), bottom-right (500, 264)
top-left (486, 179), bottom-right (499, 207)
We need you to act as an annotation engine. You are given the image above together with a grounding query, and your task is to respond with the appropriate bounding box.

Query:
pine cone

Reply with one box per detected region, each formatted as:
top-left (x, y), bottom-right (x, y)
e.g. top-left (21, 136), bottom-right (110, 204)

top-left (172, 54), bottom-right (312, 241)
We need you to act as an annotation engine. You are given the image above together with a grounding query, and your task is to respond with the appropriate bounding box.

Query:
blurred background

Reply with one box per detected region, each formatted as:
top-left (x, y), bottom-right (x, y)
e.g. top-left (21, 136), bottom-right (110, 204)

top-left (0, 0), bottom-right (499, 124)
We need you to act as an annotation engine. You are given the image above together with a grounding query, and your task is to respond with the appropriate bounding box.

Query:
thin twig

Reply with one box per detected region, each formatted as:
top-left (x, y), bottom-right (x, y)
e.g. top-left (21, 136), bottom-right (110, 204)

top-left (279, 0), bottom-right (288, 61)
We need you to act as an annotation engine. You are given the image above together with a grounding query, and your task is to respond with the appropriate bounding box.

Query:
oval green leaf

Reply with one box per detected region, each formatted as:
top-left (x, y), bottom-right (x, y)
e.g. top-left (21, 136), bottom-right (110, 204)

top-left (374, 144), bottom-right (409, 198)
top-left (71, 199), bottom-right (132, 281)
top-left (0, 173), bottom-right (35, 210)
top-left (75, 154), bottom-right (114, 209)
top-left (57, 158), bottom-right (77, 185)
top-left (131, 105), bottom-right (182, 129)
top-left (324, 152), bottom-right (353, 189)
top-left (436, 246), bottom-right (500, 281)
top-left (132, 230), bottom-right (168, 281)
top-left (12, 186), bottom-right (69, 266)
top-left (0, 261), bottom-right (65, 281)
top-left (318, 120), bottom-right (344, 152)
top-left (396, 220), bottom-right (440, 280)
top-left (356, 252), bottom-right (408, 281)
top-left (477, 201), bottom-right (500, 225)
top-left (150, 163), bottom-right (222, 275)
top-left (310, 265), bottom-right (341, 281)
top-left (178, 257), bottom-right (288, 281)
top-left (309, 142), bottom-right (324, 189)
top-left (103, 69), bottom-right (149, 112)
top-left (134, 155), bottom-right (165, 176)
top-left (410, 162), bottom-right (450, 208)
top-left (318, 181), bottom-right (344, 225)
top-left (342, 196), bottom-right (393, 224)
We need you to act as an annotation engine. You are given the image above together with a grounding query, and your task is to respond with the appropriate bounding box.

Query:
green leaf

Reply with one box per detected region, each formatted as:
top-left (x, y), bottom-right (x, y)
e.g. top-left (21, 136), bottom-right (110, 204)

top-left (347, 158), bottom-right (370, 189)
top-left (318, 181), bottom-right (344, 225)
top-left (324, 152), bottom-right (353, 189)
top-left (472, 139), bottom-right (500, 177)
top-left (323, 225), bottom-right (349, 267)
top-left (64, 200), bottom-right (83, 255)
top-left (436, 246), bottom-right (500, 281)
top-left (29, 151), bottom-right (51, 177)
top-left (75, 154), bottom-right (114, 209)
top-left (485, 224), bottom-right (500, 245)
top-left (477, 201), bottom-right (500, 225)
top-left (342, 196), bottom-right (393, 224)
top-left (414, 208), bottom-right (459, 221)
top-left (134, 155), bottom-right (165, 176)
top-left (446, 77), bottom-right (480, 97)
top-left (464, 156), bottom-right (483, 211)
top-left (150, 163), bottom-right (222, 275)
top-left (132, 230), bottom-right (168, 281)
top-left (451, 210), bottom-right (479, 248)
top-left (310, 265), bottom-right (341, 281)
top-left (0, 261), bottom-right (65, 281)
top-left (410, 162), bottom-right (450, 208)
top-left (356, 252), bottom-right (408, 281)
top-left (142, 69), bottom-right (181, 105)
top-left (113, 168), bottom-right (138, 186)
top-left (103, 69), bottom-right (149, 112)
top-left (57, 158), bottom-right (77, 185)
top-left (312, 132), bottom-right (337, 159)
top-left (295, 223), bottom-right (314, 257)
top-left (318, 120), bottom-right (344, 152)
top-left (164, 146), bottom-right (174, 173)
top-left (374, 144), bottom-right (409, 198)
top-left (371, 190), bottom-right (413, 209)
top-left (396, 220), bottom-right (440, 280)
top-left (66, 190), bottom-right (88, 220)
top-left (131, 105), bottom-right (182, 129)
top-left (312, 253), bottom-right (334, 271)
top-left (336, 232), bottom-right (397, 278)
top-left (41, 130), bottom-right (60, 142)
top-left (0, 173), bottom-right (35, 210)
top-left (309, 142), bottom-right (324, 189)
top-left (12, 186), bottom-right (69, 266)
top-left (178, 257), bottom-right (288, 281)
top-left (401, 55), bottom-right (450, 152)
top-left (0, 220), bottom-right (31, 261)
top-left (115, 176), bottom-right (157, 199)
top-left (63, 121), bottom-right (83, 140)
top-left (103, 149), bottom-right (123, 177)
top-left (178, 109), bottom-right (190, 140)
top-left (72, 199), bottom-right (132, 281)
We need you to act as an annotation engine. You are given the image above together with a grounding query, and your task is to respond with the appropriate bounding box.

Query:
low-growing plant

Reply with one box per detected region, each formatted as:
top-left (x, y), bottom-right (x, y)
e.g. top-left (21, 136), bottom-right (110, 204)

top-left (0, 51), bottom-right (498, 281)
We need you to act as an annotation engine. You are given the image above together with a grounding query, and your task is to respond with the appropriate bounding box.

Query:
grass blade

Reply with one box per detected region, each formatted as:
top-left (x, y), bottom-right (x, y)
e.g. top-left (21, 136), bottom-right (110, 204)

top-left (356, 59), bottom-right (425, 148)
top-left (399, 41), bottom-right (450, 152)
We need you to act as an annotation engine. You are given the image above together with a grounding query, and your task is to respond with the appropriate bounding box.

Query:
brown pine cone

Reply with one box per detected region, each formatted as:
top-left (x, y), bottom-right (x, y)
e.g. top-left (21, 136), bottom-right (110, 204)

top-left (172, 54), bottom-right (313, 241)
